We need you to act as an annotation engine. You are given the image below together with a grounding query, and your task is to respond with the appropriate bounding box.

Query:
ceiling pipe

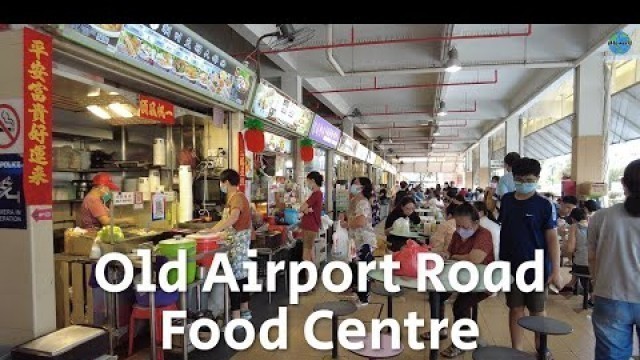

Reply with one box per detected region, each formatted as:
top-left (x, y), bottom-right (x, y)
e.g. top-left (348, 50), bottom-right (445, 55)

top-left (310, 70), bottom-right (498, 94)
top-left (253, 24), bottom-right (532, 55)
top-left (326, 24), bottom-right (345, 76)
top-left (360, 121), bottom-right (470, 130)
top-left (323, 102), bottom-right (477, 119)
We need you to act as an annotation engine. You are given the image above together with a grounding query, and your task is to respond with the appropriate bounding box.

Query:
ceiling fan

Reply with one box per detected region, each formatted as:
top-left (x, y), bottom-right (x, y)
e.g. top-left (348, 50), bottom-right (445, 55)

top-left (250, 24), bottom-right (315, 81)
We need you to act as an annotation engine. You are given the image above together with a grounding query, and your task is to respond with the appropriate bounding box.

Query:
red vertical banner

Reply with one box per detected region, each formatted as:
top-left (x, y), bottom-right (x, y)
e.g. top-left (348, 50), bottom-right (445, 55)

top-left (23, 28), bottom-right (53, 205)
top-left (238, 132), bottom-right (246, 192)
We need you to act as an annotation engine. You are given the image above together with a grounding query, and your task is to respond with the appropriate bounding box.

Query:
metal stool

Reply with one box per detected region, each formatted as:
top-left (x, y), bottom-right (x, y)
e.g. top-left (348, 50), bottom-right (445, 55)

top-left (314, 301), bottom-right (358, 359)
top-left (518, 316), bottom-right (572, 360)
top-left (347, 333), bottom-right (404, 359)
top-left (472, 346), bottom-right (534, 359)
top-left (371, 283), bottom-right (404, 327)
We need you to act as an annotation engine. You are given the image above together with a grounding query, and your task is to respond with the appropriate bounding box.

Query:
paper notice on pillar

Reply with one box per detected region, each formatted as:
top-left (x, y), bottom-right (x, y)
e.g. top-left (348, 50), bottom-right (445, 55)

top-left (151, 192), bottom-right (165, 221)
top-left (113, 192), bottom-right (135, 206)
top-left (0, 154), bottom-right (26, 229)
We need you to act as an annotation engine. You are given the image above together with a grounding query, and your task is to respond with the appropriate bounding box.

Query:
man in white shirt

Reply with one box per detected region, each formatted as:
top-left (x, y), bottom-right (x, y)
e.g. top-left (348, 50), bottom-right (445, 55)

top-left (496, 152), bottom-right (521, 198)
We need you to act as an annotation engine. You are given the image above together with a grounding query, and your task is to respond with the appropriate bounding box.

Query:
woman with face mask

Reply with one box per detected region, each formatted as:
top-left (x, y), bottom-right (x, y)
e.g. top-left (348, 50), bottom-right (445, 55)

top-left (299, 171), bottom-right (324, 289)
top-left (78, 172), bottom-right (128, 229)
top-left (339, 177), bottom-right (377, 307)
top-left (385, 196), bottom-right (421, 252)
top-left (421, 203), bottom-right (495, 357)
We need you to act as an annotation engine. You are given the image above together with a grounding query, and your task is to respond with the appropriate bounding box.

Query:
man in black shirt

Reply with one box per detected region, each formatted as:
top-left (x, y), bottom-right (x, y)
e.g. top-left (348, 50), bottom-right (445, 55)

top-left (394, 181), bottom-right (409, 208)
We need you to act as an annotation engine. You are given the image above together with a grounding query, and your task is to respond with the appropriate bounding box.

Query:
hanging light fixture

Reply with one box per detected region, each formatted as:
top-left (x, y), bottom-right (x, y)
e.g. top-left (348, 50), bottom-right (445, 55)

top-left (108, 103), bottom-right (134, 118)
top-left (445, 48), bottom-right (461, 73)
top-left (437, 101), bottom-right (448, 117)
top-left (86, 105), bottom-right (111, 120)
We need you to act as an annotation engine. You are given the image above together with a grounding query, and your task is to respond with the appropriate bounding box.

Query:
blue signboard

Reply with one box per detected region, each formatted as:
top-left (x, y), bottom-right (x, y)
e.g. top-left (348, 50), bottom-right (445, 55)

top-left (0, 154), bottom-right (26, 229)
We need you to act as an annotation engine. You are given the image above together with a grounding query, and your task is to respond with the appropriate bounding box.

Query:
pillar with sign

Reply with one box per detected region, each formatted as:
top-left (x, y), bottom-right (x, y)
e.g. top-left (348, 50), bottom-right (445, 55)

top-left (0, 28), bottom-right (55, 355)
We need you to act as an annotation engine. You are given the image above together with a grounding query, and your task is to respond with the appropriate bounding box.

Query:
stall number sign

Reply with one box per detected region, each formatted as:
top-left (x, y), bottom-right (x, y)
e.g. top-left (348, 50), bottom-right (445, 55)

top-left (138, 95), bottom-right (175, 124)
top-left (0, 154), bottom-right (26, 229)
top-left (113, 192), bottom-right (135, 206)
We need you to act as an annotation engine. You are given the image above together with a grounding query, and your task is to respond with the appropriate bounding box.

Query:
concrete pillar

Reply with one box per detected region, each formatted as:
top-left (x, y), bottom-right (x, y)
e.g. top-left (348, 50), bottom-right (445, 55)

top-left (0, 30), bottom-right (55, 356)
top-left (229, 112), bottom-right (244, 172)
top-left (572, 52), bottom-right (610, 185)
top-left (326, 150), bottom-right (335, 214)
top-left (342, 117), bottom-right (354, 138)
top-left (479, 137), bottom-right (490, 188)
top-left (280, 74), bottom-right (305, 186)
top-left (505, 116), bottom-right (521, 154)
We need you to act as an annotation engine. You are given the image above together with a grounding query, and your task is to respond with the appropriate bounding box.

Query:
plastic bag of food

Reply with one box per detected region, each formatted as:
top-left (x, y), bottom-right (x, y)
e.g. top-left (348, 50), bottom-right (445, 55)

top-left (98, 225), bottom-right (125, 244)
top-left (332, 222), bottom-right (354, 262)
top-left (392, 240), bottom-right (435, 278)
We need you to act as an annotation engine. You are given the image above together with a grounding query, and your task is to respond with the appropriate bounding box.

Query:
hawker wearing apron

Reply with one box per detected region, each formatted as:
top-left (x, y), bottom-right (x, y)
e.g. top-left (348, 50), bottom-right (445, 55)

top-left (210, 169), bottom-right (253, 321)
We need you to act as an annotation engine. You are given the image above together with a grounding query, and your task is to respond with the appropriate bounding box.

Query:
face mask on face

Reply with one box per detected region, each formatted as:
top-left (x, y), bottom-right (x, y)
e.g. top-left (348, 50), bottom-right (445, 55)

top-left (457, 227), bottom-right (476, 240)
top-left (102, 191), bottom-right (112, 204)
top-left (306, 181), bottom-right (314, 190)
top-left (515, 182), bottom-right (538, 194)
top-left (490, 182), bottom-right (497, 189)
top-left (220, 183), bottom-right (228, 194)
top-left (350, 184), bottom-right (362, 195)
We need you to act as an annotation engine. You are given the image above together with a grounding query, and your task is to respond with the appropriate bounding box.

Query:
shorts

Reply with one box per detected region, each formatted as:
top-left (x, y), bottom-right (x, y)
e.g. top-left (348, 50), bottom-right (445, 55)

top-left (230, 277), bottom-right (251, 311)
top-left (302, 230), bottom-right (317, 250)
top-left (506, 285), bottom-right (548, 313)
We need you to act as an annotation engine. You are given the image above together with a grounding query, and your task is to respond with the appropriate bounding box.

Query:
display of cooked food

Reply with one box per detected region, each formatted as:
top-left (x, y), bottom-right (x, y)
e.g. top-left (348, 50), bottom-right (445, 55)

top-left (173, 59), bottom-right (187, 74)
top-left (155, 51), bottom-right (173, 69)
top-left (185, 65), bottom-right (199, 81)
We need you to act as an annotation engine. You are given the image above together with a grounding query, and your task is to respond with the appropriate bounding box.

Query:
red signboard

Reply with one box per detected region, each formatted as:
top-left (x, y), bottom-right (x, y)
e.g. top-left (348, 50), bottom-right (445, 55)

top-left (238, 132), bottom-right (246, 192)
top-left (138, 94), bottom-right (175, 125)
top-left (23, 28), bottom-right (53, 205)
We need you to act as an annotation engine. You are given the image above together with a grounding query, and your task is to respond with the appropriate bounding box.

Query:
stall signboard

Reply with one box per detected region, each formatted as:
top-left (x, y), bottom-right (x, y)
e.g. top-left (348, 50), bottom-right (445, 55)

top-left (23, 28), bottom-right (53, 206)
top-left (138, 95), bottom-right (175, 124)
top-left (251, 80), bottom-right (314, 137)
top-left (0, 154), bottom-right (26, 229)
top-left (366, 151), bottom-right (376, 165)
top-left (374, 154), bottom-right (383, 167)
top-left (354, 143), bottom-right (369, 161)
top-left (57, 24), bottom-right (256, 111)
top-left (337, 134), bottom-right (357, 157)
top-left (308, 115), bottom-right (341, 149)
top-left (264, 132), bottom-right (292, 154)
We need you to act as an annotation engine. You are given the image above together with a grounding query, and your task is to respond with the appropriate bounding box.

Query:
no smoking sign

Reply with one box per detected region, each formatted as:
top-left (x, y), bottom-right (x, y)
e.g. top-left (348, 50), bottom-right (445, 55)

top-left (0, 99), bottom-right (24, 154)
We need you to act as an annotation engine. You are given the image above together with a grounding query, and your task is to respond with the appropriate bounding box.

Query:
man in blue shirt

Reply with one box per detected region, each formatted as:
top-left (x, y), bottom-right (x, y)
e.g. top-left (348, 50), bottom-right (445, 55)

top-left (498, 157), bottom-right (562, 355)
top-left (497, 152), bottom-right (521, 198)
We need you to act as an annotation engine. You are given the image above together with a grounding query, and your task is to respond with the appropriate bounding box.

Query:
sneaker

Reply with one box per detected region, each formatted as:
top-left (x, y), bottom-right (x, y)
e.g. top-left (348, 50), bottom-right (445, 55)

top-left (240, 310), bottom-right (252, 320)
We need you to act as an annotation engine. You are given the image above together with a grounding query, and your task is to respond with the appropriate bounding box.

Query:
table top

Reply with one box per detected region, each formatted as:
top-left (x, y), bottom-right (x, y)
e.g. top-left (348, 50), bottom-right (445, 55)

top-left (517, 316), bottom-right (573, 335)
top-left (472, 346), bottom-right (534, 360)
top-left (347, 333), bottom-right (404, 358)
top-left (389, 231), bottom-right (424, 239)
top-left (368, 262), bottom-right (509, 292)
top-left (314, 301), bottom-right (358, 317)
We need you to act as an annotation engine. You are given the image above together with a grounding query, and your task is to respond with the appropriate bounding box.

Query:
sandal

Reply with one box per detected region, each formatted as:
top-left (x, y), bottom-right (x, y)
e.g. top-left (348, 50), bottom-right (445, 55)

top-left (440, 344), bottom-right (464, 358)
top-left (420, 329), bottom-right (449, 341)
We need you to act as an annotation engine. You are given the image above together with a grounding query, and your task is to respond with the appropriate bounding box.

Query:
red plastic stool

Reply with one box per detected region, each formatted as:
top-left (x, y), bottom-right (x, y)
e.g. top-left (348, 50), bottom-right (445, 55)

top-left (128, 303), bottom-right (178, 359)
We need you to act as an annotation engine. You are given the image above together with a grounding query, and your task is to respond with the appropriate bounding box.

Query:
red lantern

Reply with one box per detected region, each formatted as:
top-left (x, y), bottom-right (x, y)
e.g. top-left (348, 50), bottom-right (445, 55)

top-left (300, 138), bottom-right (314, 162)
top-left (244, 117), bottom-right (265, 153)
top-left (245, 129), bottom-right (265, 153)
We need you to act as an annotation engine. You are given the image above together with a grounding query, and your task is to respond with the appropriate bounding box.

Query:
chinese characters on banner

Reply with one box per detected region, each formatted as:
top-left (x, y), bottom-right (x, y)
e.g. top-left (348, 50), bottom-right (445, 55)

top-left (138, 95), bottom-right (175, 125)
top-left (23, 28), bottom-right (53, 206)
top-left (238, 133), bottom-right (246, 192)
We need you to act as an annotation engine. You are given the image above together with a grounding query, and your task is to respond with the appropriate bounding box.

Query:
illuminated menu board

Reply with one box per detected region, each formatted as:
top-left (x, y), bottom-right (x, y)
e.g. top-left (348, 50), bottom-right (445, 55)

top-left (337, 134), bottom-right (358, 157)
top-left (374, 155), bottom-right (383, 167)
top-left (264, 132), bottom-right (292, 154)
top-left (366, 151), bottom-right (376, 165)
top-left (354, 143), bottom-right (369, 161)
top-left (251, 80), bottom-right (314, 137)
top-left (308, 115), bottom-right (341, 149)
top-left (57, 24), bottom-right (255, 111)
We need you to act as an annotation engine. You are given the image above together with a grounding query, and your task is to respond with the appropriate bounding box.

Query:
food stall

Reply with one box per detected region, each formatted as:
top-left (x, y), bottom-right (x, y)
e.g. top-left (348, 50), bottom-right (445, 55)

top-left (353, 143), bottom-right (370, 178)
top-left (305, 114), bottom-right (342, 197)
top-left (24, 23), bottom-right (257, 359)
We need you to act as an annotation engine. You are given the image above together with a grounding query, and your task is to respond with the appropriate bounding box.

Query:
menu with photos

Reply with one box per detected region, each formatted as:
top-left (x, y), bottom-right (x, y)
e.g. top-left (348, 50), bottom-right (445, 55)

top-left (355, 143), bottom-right (370, 161)
top-left (251, 80), bottom-right (315, 137)
top-left (58, 24), bottom-right (255, 111)
top-left (337, 134), bottom-right (358, 157)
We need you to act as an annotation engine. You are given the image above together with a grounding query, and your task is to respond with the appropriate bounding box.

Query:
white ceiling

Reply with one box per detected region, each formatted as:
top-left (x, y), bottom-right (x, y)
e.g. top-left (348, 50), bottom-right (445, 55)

top-left (228, 23), bottom-right (623, 163)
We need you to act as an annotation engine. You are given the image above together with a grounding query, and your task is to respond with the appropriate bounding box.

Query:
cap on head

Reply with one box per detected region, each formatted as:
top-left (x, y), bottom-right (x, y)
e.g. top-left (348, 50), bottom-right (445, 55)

top-left (92, 172), bottom-right (120, 191)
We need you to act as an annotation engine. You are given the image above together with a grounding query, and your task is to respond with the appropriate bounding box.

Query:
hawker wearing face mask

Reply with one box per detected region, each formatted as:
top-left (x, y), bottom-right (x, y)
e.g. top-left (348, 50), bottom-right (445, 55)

top-left (78, 172), bottom-right (121, 229)
top-left (498, 157), bottom-right (562, 357)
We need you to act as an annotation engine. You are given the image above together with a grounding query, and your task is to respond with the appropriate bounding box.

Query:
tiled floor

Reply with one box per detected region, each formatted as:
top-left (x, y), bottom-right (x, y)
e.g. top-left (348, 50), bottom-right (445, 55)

top-left (126, 223), bottom-right (639, 360)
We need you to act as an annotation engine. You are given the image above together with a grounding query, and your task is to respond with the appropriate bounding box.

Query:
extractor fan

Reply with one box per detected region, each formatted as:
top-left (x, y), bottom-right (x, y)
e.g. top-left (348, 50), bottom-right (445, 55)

top-left (250, 24), bottom-right (315, 81)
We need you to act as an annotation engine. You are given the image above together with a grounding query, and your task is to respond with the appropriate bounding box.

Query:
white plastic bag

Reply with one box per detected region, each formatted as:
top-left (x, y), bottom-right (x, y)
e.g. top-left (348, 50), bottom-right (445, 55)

top-left (332, 222), bottom-right (352, 262)
top-left (392, 218), bottom-right (411, 234)
top-left (321, 214), bottom-right (334, 232)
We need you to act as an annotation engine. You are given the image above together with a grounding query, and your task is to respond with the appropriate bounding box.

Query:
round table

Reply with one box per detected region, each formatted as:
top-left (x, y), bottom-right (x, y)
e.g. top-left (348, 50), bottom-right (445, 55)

top-left (314, 301), bottom-right (358, 359)
top-left (347, 333), bottom-right (404, 359)
top-left (371, 283), bottom-right (404, 331)
top-left (368, 263), bottom-right (509, 360)
top-left (517, 316), bottom-right (572, 360)
top-left (472, 346), bottom-right (534, 359)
